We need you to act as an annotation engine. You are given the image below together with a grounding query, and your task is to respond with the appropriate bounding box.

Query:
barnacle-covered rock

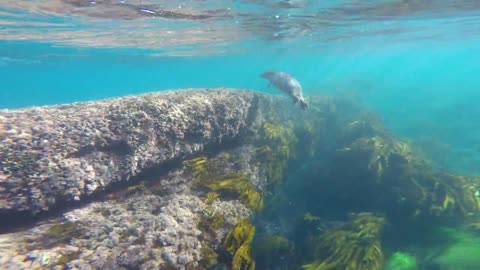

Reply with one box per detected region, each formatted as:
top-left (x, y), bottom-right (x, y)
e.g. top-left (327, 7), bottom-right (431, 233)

top-left (0, 157), bottom-right (252, 270)
top-left (0, 88), bottom-right (260, 214)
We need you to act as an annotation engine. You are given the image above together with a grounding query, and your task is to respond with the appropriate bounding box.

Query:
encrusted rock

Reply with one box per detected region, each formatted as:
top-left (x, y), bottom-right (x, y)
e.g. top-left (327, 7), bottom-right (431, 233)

top-left (0, 88), bottom-right (306, 269)
top-left (0, 151), bottom-right (253, 269)
top-left (0, 88), bottom-right (260, 214)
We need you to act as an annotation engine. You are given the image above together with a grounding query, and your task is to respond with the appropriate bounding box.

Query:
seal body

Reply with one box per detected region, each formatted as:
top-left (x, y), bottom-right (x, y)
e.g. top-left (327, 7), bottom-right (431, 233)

top-left (261, 70), bottom-right (308, 110)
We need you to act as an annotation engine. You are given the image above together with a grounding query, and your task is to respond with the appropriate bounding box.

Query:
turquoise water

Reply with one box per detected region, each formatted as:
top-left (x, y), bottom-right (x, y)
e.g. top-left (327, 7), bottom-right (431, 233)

top-left (3, 38), bottom-right (480, 173)
top-left (2, 1), bottom-right (480, 269)
top-left (1, 4), bottom-right (480, 174)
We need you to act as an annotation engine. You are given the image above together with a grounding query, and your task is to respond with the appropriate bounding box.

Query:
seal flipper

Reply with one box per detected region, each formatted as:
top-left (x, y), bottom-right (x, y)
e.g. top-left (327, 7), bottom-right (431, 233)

top-left (299, 99), bottom-right (309, 110)
top-left (292, 96), bottom-right (300, 104)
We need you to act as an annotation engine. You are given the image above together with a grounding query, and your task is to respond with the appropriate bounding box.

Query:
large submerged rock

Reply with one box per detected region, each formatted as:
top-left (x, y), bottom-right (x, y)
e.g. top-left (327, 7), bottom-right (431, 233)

top-left (0, 87), bottom-right (312, 269)
top-left (0, 146), bottom-right (256, 269)
top-left (0, 88), bottom-right (286, 269)
top-left (2, 88), bottom-right (479, 270)
top-left (0, 88), bottom-right (262, 214)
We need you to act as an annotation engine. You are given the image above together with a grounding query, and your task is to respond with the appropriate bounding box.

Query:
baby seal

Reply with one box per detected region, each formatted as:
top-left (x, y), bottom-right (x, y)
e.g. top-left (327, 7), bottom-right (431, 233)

top-left (261, 70), bottom-right (308, 110)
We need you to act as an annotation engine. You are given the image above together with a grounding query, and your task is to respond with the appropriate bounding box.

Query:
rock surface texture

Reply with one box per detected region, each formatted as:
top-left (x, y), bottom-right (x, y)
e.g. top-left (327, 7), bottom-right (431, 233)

top-left (2, 88), bottom-right (479, 270)
top-left (0, 88), bottom-right (284, 269)
top-left (0, 162), bottom-right (252, 270)
top-left (0, 88), bottom-right (259, 214)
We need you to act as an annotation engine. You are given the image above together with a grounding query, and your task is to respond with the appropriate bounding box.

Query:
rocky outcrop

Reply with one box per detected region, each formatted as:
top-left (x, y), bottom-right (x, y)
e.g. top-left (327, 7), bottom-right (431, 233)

top-left (0, 146), bottom-right (255, 270)
top-left (2, 88), bottom-right (480, 270)
top-left (0, 88), bottom-right (287, 269)
top-left (0, 88), bottom-right (262, 215)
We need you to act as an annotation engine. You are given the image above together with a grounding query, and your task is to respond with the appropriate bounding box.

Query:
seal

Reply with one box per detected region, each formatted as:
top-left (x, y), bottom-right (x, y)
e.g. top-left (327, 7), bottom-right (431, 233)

top-left (261, 70), bottom-right (308, 110)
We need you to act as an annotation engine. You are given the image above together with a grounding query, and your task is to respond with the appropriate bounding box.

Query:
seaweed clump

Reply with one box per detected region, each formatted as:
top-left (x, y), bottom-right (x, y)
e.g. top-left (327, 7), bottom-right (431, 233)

top-left (204, 192), bottom-right (220, 205)
top-left (24, 221), bottom-right (85, 251)
top-left (340, 136), bottom-right (414, 181)
top-left (198, 212), bottom-right (226, 238)
top-left (222, 219), bottom-right (256, 270)
top-left (184, 156), bottom-right (264, 210)
top-left (303, 212), bottom-right (386, 270)
top-left (329, 134), bottom-right (480, 223)
top-left (384, 252), bottom-right (417, 270)
top-left (45, 221), bottom-right (83, 244)
top-left (56, 250), bottom-right (81, 266)
top-left (256, 122), bottom-right (298, 188)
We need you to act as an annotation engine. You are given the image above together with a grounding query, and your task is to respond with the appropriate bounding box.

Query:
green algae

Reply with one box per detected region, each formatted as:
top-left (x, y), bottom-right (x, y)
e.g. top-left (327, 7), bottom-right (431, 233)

top-left (384, 252), bottom-right (417, 270)
top-left (428, 227), bottom-right (480, 269)
top-left (56, 251), bottom-right (81, 266)
top-left (46, 221), bottom-right (81, 240)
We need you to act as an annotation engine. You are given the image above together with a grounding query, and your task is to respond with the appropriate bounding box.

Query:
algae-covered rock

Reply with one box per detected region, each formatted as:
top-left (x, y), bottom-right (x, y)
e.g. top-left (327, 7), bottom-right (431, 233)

top-left (3, 87), bottom-right (480, 270)
top-left (184, 155), bottom-right (264, 211)
top-left (384, 252), bottom-right (417, 270)
top-left (0, 152), bottom-right (254, 270)
top-left (0, 87), bottom-right (316, 269)
top-left (428, 227), bottom-right (480, 270)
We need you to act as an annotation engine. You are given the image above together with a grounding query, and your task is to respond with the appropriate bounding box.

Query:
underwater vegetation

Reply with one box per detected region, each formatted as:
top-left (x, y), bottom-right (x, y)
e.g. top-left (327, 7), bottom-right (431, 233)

top-left (304, 212), bottom-right (322, 223)
top-left (204, 192), bottom-right (220, 205)
top-left (45, 221), bottom-right (81, 240)
top-left (198, 211), bottom-right (226, 239)
top-left (184, 156), bottom-right (264, 211)
top-left (185, 96), bottom-right (480, 270)
top-left (197, 210), bottom-right (226, 269)
top-left (311, 131), bottom-right (480, 225)
top-left (180, 102), bottom-right (317, 270)
top-left (252, 234), bottom-right (293, 269)
top-left (302, 212), bottom-right (385, 270)
top-left (252, 96), bottom-right (480, 270)
top-left (425, 226), bottom-right (480, 269)
top-left (4, 91), bottom-right (480, 269)
top-left (255, 122), bottom-right (298, 188)
top-left (38, 221), bottom-right (85, 249)
top-left (253, 234), bottom-right (292, 258)
top-left (384, 252), bottom-right (417, 270)
top-left (222, 219), bottom-right (256, 270)
top-left (340, 136), bottom-right (414, 180)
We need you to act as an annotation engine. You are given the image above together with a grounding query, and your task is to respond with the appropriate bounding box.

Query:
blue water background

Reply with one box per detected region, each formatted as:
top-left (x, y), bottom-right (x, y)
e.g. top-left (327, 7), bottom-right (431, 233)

top-left (1, 2), bottom-right (480, 174)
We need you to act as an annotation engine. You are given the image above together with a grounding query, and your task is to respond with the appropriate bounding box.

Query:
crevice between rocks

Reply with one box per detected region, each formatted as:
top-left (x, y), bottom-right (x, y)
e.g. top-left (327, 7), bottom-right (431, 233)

top-left (65, 139), bottom-right (133, 159)
top-left (0, 131), bottom-right (251, 234)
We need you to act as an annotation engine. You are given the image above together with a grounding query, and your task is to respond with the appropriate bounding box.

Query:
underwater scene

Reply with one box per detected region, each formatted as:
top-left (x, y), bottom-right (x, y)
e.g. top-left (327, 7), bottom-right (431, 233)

top-left (1, 1), bottom-right (480, 269)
